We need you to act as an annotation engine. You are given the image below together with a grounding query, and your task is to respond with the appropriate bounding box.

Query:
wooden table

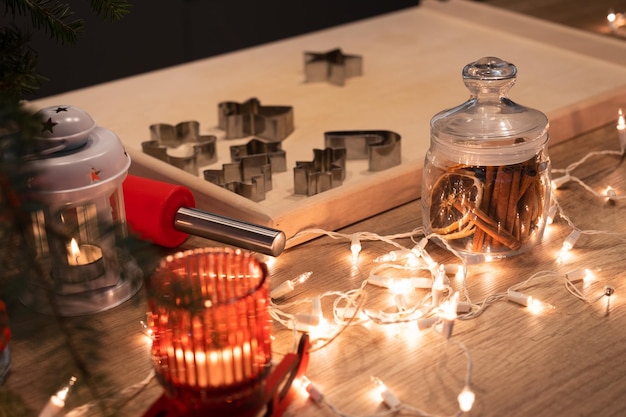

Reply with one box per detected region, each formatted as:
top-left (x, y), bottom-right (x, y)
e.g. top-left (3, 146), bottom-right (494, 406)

top-left (4, 121), bottom-right (626, 417)
top-left (4, 0), bottom-right (626, 416)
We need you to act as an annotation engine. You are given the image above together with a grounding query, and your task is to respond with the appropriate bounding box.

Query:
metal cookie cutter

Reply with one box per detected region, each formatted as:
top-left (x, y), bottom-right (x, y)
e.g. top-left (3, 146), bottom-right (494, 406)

top-left (230, 138), bottom-right (287, 173)
top-left (141, 121), bottom-right (217, 175)
top-left (293, 148), bottom-right (347, 196)
top-left (324, 130), bottom-right (401, 171)
top-left (203, 154), bottom-right (273, 202)
top-left (304, 48), bottom-right (363, 86)
top-left (218, 97), bottom-right (294, 141)
top-left (203, 138), bottom-right (288, 202)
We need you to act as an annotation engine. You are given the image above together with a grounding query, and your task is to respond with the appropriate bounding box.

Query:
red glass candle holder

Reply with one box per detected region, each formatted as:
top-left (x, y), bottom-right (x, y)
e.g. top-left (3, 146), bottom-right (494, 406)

top-left (146, 247), bottom-right (272, 417)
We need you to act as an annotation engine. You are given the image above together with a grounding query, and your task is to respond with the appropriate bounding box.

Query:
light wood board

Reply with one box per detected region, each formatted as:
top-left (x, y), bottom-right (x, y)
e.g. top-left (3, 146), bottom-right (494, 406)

top-left (30, 0), bottom-right (626, 248)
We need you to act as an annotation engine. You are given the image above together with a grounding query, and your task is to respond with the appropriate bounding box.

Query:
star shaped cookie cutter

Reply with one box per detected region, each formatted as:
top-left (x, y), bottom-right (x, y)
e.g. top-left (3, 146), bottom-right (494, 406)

top-left (293, 148), bottom-right (347, 196)
top-left (324, 130), bottom-right (401, 171)
top-left (141, 121), bottom-right (217, 175)
top-left (304, 48), bottom-right (363, 86)
top-left (218, 97), bottom-right (294, 141)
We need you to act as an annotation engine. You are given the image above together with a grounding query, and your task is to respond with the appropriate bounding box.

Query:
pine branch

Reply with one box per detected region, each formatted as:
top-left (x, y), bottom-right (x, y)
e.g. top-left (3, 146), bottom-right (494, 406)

top-left (3, 0), bottom-right (84, 44)
top-left (90, 0), bottom-right (132, 22)
top-left (0, 27), bottom-right (47, 100)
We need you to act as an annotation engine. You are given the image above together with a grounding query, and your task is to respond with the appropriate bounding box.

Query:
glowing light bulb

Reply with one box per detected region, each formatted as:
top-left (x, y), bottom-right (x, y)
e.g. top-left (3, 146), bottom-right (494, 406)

top-left (394, 293), bottom-right (408, 312)
top-left (374, 249), bottom-right (411, 263)
top-left (526, 296), bottom-right (545, 314)
top-left (618, 108), bottom-right (626, 152)
top-left (557, 229), bottom-right (581, 262)
top-left (39, 376), bottom-right (77, 417)
top-left (458, 386), bottom-right (475, 412)
top-left (298, 376), bottom-right (324, 403)
top-left (608, 10), bottom-right (626, 32)
top-left (444, 263), bottom-right (467, 281)
top-left (140, 320), bottom-right (154, 347)
top-left (608, 11), bottom-right (617, 24)
top-left (507, 290), bottom-right (553, 314)
top-left (562, 229), bottom-right (581, 251)
top-left (351, 233), bottom-right (362, 263)
top-left (411, 238), bottom-right (437, 269)
top-left (605, 186), bottom-right (617, 200)
top-left (440, 292), bottom-right (459, 338)
top-left (270, 271), bottom-right (313, 299)
top-left (431, 265), bottom-right (446, 307)
top-left (371, 376), bottom-right (401, 408)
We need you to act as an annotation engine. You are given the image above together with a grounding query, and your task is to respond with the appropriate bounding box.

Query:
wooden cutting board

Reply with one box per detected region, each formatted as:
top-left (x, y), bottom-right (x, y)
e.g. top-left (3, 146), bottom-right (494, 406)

top-left (30, 0), bottom-right (626, 248)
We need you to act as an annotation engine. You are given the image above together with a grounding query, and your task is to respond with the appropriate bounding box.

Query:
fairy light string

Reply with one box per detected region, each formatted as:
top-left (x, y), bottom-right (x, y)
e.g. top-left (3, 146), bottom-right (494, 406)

top-left (42, 111), bottom-right (623, 417)
top-left (270, 112), bottom-right (625, 417)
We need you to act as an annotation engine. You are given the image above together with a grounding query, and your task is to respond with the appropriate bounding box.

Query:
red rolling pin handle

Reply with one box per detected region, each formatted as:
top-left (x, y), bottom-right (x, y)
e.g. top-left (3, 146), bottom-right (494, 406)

top-left (123, 175), bottom-right (194, 248)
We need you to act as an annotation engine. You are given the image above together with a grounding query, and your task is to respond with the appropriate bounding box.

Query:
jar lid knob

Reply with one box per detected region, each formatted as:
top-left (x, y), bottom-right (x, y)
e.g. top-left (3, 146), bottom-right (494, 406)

top-left (463, 56), bottom-right (517, 81)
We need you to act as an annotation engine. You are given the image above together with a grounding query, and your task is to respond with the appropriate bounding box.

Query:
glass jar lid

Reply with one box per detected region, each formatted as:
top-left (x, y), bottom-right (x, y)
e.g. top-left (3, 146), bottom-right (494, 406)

top-left (430, 57), bottom-right (548, 166)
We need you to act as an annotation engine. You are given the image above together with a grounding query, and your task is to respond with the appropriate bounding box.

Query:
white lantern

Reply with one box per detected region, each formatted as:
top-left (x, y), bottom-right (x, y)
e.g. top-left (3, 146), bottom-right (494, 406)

top-left (20, 105), bottom-right (142, 316)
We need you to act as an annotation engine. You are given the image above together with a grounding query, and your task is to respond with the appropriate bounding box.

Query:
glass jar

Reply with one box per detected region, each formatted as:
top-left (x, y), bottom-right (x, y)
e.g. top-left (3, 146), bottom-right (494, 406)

top-left (422, 57), bottom-right (551, 260)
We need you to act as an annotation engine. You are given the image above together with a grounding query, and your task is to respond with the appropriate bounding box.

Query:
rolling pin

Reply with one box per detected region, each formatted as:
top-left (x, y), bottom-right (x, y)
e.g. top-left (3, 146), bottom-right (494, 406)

top-left (122, 175), bottom-right (286, 257)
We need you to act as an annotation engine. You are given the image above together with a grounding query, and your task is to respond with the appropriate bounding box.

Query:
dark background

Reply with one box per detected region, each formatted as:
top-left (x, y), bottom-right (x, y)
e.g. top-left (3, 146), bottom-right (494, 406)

top-left (3, 1), bottom-right (419, 98)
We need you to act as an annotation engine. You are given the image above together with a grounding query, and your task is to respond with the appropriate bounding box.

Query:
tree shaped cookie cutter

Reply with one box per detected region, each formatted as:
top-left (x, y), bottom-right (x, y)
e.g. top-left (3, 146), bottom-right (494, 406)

top-left (203, 138), bottom-right (287, 202)
top-left (324, 130), bottom-right (401, 171)
top-left (141, 121), bottom-right (217, 175)
top-left (218, 97), bottom-right (294, 141)
top-left (293, 148), bottom-right (347, 196)
top-left (230, 138), bottom-right (287, 173)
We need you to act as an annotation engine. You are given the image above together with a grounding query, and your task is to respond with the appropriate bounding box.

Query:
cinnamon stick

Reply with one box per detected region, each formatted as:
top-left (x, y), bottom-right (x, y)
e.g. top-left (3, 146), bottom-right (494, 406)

top-left (455, 200), bottom-right (521, 250)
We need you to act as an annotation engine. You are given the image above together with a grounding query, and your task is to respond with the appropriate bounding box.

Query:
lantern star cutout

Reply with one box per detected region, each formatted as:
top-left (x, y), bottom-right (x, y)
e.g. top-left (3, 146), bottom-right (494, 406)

top-left (304, 48), bottom-right (363, 86)
top-left (54, 106), bottom-right (69, 113)
top-left (41, 117), bottom-right (58, 133)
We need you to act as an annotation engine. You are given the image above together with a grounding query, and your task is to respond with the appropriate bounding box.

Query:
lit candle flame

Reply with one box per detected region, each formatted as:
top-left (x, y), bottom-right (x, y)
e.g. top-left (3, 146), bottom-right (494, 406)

top-left (70, 238), bottom-right (80, 258)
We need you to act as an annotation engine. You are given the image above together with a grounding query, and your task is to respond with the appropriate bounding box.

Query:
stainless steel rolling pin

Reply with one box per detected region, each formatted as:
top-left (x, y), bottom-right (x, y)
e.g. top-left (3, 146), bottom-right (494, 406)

top-left (123, 175), bottom-right (286, 257)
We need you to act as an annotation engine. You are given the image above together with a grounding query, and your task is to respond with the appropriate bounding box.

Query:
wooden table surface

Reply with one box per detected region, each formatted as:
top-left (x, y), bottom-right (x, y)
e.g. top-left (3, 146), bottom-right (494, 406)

top-left (4, 120), bottom-right (626, 417)
top-left (4, 1), bottom-right (626, 416)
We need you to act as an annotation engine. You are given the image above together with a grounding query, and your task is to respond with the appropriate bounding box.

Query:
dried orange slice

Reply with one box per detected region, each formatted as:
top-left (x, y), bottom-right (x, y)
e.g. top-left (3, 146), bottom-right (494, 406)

top-left (429, 173), bottom-right (483, 237)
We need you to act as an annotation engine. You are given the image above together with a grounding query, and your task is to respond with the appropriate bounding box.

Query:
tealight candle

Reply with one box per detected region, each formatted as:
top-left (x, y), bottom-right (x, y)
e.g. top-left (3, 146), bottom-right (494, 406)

top-left (63, 238), bottom-right (105, 284)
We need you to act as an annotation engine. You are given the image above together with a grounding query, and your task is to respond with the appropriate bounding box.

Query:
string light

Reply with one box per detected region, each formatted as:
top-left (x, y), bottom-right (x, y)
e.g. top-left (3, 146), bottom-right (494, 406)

top-left (557, 229), bottom-right (581, 263)
top-left (39, 376), bottom-right (77, 417)
top-left (431, 265), bottom-right (447, 307)
top-left (457, 385), bottom-right (475, 412)
top-left (374, 248), bottom-right (411, 263)
top-left (617, 108), bottom-right (626, 152)
top-left (440, 292), bottom-right (458, 338)
top-left (607, 10), bottom-right (626, 36)
top-left (444, 263), bottom-right (467, 281)
top-left (271, 271), bottom-right (313, 299)
top-left (371, 376), bottom-right (402, 409)
top-left (272, 129), bottom-right (626, 415)
top-left (562, 229), bottom-right (581, 251)
top-left (506, 290), bottom-right (553, 314)
top-left (351, 233), bottom-right (362, 263)
top-left (367, 274), bottom-right (432, 293)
